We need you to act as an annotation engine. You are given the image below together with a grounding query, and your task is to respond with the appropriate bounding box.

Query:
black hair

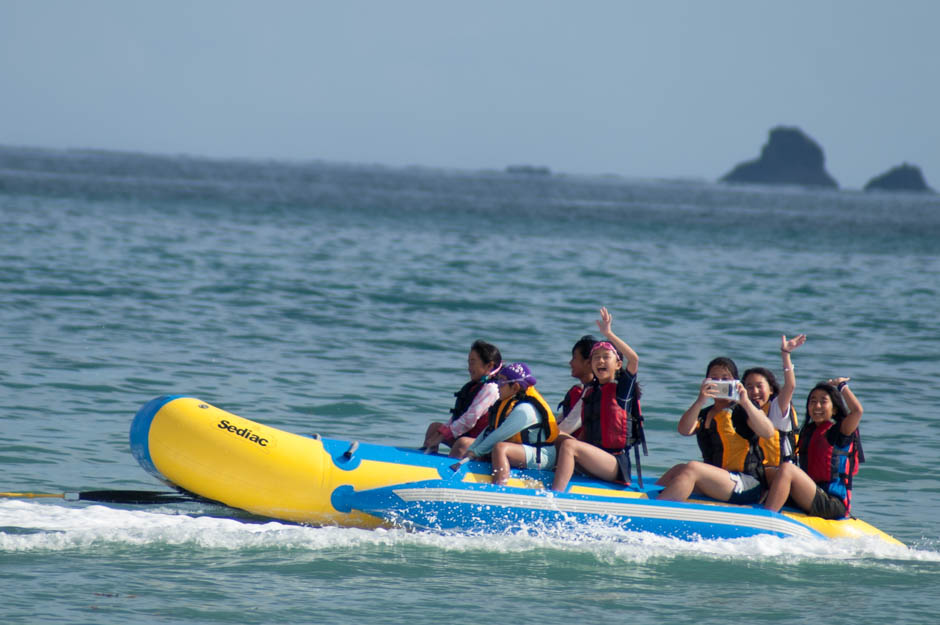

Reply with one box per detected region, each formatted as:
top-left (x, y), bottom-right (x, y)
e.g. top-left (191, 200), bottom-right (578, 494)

top-left (705, 357), bottom-right (739, 380)
top-left (572, 334), bottom-right (598, 360)
top-left (741, 367), bottom-right (780, 396)
top-left (802, 382), bottom-right (849, 428)
top-left (470, 340), bottom-right (502, 368)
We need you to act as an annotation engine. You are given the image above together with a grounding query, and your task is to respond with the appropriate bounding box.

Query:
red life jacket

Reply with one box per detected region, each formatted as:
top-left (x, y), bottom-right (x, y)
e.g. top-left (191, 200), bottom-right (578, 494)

top-left (582, 382), bottom-right (630, 451)
top-left (798, 420), bottom-right (861, 515)
top-left (557, 384), bottom-right (584, 439)
top-left (580, 375), bottom-right (646, 486)
top-left (580, 377), bottom-right (643, 452)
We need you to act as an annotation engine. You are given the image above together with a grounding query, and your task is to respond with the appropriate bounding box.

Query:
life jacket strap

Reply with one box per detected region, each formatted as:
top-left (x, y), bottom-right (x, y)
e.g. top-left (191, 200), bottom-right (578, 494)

top-left (633, 443), bottom-right (643, 489)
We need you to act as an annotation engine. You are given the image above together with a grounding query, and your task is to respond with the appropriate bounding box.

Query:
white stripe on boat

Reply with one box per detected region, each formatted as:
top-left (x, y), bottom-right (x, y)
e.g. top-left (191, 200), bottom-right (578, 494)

top-left (390, 487), bottom-right (818, 539)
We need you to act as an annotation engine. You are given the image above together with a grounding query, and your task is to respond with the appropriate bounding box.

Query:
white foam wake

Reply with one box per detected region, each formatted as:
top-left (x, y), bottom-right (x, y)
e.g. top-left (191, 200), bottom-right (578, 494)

top-left (1, 500), bottom-right (934, 565)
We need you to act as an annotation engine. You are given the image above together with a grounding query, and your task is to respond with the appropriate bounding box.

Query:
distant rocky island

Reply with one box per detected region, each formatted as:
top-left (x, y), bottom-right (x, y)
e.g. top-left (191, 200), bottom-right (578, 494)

top-left (721, 126), bottom-right (838, 188)
top-left (864, 163), bottom-right (934, 193)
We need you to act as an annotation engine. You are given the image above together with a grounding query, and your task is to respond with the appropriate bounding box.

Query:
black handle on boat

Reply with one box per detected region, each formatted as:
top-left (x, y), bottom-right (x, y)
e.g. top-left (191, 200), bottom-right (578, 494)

top-left (448, 457), bottom-right (469, 472)
top-left (1, 489), bottom-right (195, 504)
top-left (71, 490), bottom-right (196, 504)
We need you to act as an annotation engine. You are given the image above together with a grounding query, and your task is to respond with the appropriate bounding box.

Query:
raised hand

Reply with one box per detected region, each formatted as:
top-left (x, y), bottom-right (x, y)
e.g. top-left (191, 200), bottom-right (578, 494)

top-left (596, 307), bottom-right (613, 336)
top-left (781, 333), bottom-right (806, 353)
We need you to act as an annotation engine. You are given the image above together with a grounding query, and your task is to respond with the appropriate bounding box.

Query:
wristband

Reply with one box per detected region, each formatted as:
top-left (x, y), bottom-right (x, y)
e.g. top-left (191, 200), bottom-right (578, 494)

top-left (781, 349), bottom-right (791, 354)
top-left (837, 381), bottom-right (848, 391)
top-left (782, 366), bottom-right (793, 372)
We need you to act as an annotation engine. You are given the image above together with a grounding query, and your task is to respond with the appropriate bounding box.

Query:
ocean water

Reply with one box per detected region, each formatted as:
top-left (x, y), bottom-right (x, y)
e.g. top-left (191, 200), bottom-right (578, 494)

top-left (1, 147), bottom-right (939, 624)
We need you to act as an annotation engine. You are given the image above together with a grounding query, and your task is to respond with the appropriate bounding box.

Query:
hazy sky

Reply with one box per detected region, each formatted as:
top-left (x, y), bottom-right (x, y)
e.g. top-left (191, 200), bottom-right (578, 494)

top-left (2, 1), bottom-right (937, 188)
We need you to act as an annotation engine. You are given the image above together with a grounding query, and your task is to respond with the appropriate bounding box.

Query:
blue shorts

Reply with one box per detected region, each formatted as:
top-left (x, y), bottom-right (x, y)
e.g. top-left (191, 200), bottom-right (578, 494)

top-left (522, 444), bottom-right (557, 470)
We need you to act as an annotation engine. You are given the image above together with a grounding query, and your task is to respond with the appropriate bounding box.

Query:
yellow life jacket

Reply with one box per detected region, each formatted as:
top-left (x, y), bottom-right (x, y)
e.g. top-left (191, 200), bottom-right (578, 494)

top-left (695, 405), bottom-right (763, 477)
top-left (757, 400), bottom-right (799, 466)
top-left (489, 386), bottom-right (559, 446)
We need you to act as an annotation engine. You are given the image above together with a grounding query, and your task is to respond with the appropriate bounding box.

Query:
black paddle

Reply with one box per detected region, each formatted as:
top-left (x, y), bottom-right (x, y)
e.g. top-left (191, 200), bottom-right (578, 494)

top-left (1, 489), bottom-right (196, 504)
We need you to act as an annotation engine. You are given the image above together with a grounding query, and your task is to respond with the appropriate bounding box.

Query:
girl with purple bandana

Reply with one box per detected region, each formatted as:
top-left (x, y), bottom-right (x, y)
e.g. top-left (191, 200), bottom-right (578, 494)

top-left (458, 362), bottom-right (558, 468)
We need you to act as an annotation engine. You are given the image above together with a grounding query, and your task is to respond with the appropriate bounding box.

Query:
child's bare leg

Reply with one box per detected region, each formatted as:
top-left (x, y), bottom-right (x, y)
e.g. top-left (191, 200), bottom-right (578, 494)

top-left (448, 436), bottom-right (474, 458)
top-left (422, 422), bottom-right (445, 453)
top-left (491, 442), bottom-right (529, 485)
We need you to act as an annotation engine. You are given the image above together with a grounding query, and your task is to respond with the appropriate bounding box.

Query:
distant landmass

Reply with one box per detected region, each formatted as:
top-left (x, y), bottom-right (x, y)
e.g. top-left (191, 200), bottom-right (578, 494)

top-left (505, 164), bottom-right (551, 176)
top-left (2, 143), bottom-right (935, 196)
top-left (721, 126), bottom-right (838, 188)
top-left (864, 163), bottom-right (934, 193)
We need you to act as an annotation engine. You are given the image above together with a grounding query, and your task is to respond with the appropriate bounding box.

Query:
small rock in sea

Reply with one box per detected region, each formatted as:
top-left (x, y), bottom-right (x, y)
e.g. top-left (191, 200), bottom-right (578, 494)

top-left (864, 163), bottom-right (934, 193)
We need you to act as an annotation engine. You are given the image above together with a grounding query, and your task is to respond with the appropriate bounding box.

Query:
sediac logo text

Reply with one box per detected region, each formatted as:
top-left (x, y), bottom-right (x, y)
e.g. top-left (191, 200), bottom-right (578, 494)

top-left (218, 419), bottom-right (269, 447)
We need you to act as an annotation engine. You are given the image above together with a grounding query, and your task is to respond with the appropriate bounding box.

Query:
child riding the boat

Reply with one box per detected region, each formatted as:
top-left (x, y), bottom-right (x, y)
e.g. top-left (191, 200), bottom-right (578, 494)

top-left (556, 334), bottom-right (599, 438)
top-left (740, 334), bottom-right (806, 473)
top-left (762, 378), bottom-right (864, 519)
top-left (458, 362), bottom-right (558, 469)
top-left (489, 335), bottom-right (597, 483)
top-left (656, 357), bottom-right (776, 504)
top-left (422, 340), bottom-right (502, 456)
top-left (550, 307), bottom-right (642, 492)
